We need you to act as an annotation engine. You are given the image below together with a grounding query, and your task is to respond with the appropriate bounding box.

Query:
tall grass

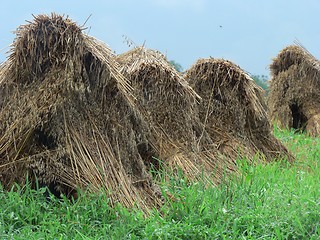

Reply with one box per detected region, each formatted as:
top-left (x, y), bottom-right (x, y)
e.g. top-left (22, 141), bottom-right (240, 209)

top-left (0, 129), bottom-right (319, 239)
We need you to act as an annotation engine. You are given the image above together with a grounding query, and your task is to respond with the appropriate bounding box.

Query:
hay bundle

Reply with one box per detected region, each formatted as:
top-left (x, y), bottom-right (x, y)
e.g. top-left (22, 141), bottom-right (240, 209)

top-left (116, 47), bottom-right (201, 148)
top-left (268, 45), bottom-right (320, 136)
top-left (116, 47), bottom-right (225, 182)
top-left (185, 58), bottom-right (293, 162)
top-left (0, 14), bottom-right (162, 212)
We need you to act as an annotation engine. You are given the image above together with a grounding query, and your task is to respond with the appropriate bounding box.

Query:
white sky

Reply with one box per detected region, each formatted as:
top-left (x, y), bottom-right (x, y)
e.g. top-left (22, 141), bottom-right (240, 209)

top-left (1, 0), bottom-right (319, 76)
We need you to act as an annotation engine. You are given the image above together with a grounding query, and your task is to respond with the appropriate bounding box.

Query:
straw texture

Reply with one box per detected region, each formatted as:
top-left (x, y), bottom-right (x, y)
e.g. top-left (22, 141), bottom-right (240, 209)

top-left (268, 44), bottom-right (320, 136)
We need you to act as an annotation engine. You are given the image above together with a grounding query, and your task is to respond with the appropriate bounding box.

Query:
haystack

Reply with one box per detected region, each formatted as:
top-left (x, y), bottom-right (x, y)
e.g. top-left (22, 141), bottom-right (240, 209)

top-left (185, 58), bottom-right (293, 162)
top-left (116, 47), bottom-right (203, 149)
top-left (0, 14), bottom-right (162, 212)
top-left (268, 45), bottom-right (320, 136)
top-left (115, 47), bottom-right (230, 183)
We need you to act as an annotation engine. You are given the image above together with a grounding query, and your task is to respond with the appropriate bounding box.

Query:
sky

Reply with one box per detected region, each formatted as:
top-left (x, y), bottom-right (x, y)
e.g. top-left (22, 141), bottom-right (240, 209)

top-left (1, 0), bottom-right (319, 76)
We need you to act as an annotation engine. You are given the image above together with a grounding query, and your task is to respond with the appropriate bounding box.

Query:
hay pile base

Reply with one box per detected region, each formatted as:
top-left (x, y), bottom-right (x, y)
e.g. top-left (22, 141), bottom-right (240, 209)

top-left (185, 58), bottom-right (293, 163)
top-left (0, 14), bottom-right (162, 212)
top-left (268, 44), bottom-right (320, 137)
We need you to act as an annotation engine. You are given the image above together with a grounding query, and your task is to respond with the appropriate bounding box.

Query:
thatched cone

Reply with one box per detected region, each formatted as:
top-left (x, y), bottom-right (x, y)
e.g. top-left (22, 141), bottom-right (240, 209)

top-left (268, 45), bottom-right (320, 136)
top-left (185, 58), bottom-right (293, 162)
top-left (116, 47), bottom-right (205, 149)
top-left (0, 14), bottom-right (162, 212)
top-left (115, 47), bottom-right (230, 183)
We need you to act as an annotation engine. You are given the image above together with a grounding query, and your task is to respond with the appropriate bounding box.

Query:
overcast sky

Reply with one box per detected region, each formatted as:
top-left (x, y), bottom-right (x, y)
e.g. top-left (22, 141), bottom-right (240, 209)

top-left (1, 0), bottom-right (319, 76)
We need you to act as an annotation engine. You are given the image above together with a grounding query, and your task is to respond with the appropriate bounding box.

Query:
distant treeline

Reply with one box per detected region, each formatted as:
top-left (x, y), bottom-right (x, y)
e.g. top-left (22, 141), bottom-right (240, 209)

top-left (251, 75), bottom-right (269, 93)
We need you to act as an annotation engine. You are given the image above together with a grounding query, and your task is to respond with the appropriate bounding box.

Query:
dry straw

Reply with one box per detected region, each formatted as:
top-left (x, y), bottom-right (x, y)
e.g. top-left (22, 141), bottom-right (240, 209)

top-left (268, 44), bottom-right (320, 136)
top-left (116, 47), bottom-right (224, 183)
top-left (185, 58), bottom-right (293, 163)
top-left (0, 13), bottom-right (296, 213)
top-left (0, 14), bottom-right (162, 212)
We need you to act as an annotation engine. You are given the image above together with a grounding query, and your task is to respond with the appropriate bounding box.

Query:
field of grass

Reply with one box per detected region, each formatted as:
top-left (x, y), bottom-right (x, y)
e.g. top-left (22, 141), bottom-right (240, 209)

top-left (0, 128), bottom-right (319, 239)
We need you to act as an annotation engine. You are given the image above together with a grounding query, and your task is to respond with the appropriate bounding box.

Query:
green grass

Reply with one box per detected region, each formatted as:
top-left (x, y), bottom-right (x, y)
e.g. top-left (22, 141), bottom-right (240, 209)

top-left (0, 129), bottom-right (319, 239)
